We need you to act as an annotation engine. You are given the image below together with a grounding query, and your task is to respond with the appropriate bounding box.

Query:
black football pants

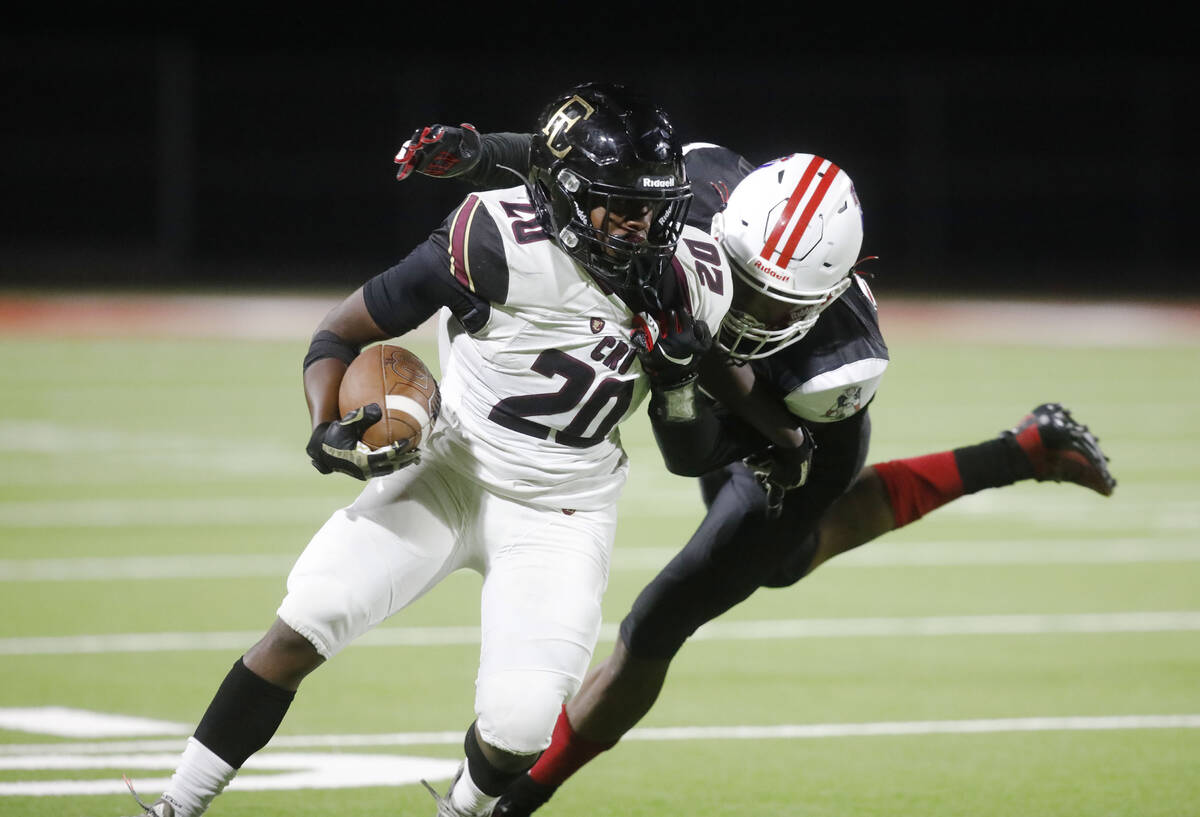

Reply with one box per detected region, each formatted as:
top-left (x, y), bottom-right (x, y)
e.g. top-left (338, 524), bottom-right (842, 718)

top-left (619, 409), bottom-right (871, 659)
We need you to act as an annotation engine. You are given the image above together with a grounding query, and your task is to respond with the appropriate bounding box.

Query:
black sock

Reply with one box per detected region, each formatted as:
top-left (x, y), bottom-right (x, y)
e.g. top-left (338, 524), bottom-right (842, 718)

top-left (193, 657), bottom-right (295, 769)
top-left (464, 722), bottom-right (530, 797)
top-left (952, 436), bottom-right (1033, 494)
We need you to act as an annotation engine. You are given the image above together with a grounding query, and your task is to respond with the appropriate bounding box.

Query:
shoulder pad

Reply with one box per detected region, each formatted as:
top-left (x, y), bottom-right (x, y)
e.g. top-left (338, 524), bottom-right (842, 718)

top-left (672, 226), bottom-right (733, 331)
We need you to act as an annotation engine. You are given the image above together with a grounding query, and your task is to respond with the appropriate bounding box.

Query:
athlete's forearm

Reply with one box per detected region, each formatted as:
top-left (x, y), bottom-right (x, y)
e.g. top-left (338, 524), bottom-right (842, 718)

top-left (302, 287), bottom-right (389, 428)
top-left (304, 357), bottom-right (349, 429)
top-left (461, 132), bottom-right (534, 188)
top-left (648, 389), bottom-right (763, 476)
top-left (699, 357), bottom-right (807, 449)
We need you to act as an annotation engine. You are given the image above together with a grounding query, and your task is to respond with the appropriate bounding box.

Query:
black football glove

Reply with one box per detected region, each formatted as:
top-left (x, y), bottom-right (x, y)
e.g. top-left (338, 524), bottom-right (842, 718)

top-left (631, 309), bottom-right (713, 390)
top-left (744, 433), bottom-right (816, 519)
top-left (306, 404), bottom-right (419, 480)
top-left (394, 123), bottom-right (482, 181)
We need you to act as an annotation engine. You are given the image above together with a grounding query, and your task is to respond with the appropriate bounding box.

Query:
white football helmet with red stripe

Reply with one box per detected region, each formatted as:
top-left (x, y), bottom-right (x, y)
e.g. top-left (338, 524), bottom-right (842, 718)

top-left (712, 153), bottom-right (864, 361)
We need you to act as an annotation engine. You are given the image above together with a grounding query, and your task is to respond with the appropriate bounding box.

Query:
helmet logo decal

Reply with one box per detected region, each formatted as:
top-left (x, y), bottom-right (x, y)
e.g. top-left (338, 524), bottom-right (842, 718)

top-left (638, 176), bottom-right (678, 189)
top-left (751, 256), bottom-right (790, 283)
top-left (760, 156), bottom-right (839, 268)
top-left (542, 95), bottom-right (596, 159)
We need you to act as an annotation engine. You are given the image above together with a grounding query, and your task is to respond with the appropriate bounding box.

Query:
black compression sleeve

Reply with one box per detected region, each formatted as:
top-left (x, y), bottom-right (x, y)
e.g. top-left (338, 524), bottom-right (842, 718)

top-left (461, 133), bottom-right (533, 188)
top-left (954, 436), bottom-right (1034, 492)
top-left (194, 658), bottom-right (295, 769)
top-left (463, 722), bottom-right (527, 795)
top-left (362, 240), bottom-right (484, 337)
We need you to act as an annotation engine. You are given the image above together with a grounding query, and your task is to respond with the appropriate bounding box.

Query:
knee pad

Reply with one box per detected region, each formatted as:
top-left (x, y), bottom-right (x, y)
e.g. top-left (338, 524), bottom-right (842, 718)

top-left (474, 669), bottom-right (578, 755)
top-left (276, 575), bottom-right (366, 660)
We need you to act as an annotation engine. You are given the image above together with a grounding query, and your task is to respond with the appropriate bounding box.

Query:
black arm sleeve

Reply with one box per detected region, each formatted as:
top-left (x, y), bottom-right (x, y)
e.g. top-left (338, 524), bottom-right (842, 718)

top-left (648, 393), bottom-right (767, 476)
top-left (364, 193), bottom-right (512, 336)
top-left (363, 239), bottom-right (490, 337)
top-left (459, 133), bottom-right (533, 189)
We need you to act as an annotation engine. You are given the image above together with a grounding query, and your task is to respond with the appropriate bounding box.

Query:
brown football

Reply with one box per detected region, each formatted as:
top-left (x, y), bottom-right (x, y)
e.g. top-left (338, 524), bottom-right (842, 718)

top-left (338, 343), bottom-right (441, 450)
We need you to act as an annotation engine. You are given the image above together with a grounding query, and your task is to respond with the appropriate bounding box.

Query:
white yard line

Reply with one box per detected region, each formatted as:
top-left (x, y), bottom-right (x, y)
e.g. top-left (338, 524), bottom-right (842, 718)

top-left (2, 537), bottom-right (1197, 582)
top-left (2, 714), bottom-right (1198, 759)
top-left (2, 493), bottom-right (1193, 530)
top-left (0, 498), bottom-right (333, 528)
top-left (6, 714), bottom-right (1198, 799)
top-left (0, 554), bottom-right (298, 581)
top-left (3, 612), bottom-right (1199, 656)
top-left (0, 708), bottom-right (189, 738)
top-left (0, 750), bottom-right (461, 796)
top-left (625, 714), bottom-right (1200, 740)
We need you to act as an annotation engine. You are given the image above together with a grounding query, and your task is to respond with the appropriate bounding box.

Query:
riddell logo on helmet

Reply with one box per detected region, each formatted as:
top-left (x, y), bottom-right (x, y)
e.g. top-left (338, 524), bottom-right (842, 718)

top-left (639, 177), bottom-right (677, 188)
top-left (753, 257), bottom-right (789, 281)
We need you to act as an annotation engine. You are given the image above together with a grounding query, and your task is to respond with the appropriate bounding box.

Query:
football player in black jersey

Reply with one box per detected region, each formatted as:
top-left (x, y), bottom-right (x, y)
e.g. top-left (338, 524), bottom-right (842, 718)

top-left (387, 124), bottom-right (1119, 817)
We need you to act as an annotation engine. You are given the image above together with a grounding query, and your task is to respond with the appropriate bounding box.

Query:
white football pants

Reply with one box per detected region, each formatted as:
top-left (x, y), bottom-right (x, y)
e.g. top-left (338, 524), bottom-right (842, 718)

top-left (276, 447), bottom-right (616, 755)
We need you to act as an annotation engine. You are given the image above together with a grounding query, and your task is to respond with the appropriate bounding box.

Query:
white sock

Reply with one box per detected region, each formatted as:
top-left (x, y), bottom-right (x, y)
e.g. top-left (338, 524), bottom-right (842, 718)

top-left (448, 762), bottom-right (499, 816)
top-left (160, 737), bottom-right (237, 817)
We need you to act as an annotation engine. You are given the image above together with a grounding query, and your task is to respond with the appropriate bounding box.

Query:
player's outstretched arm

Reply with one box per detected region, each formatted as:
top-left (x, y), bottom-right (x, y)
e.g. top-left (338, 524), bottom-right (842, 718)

top-left (395, 125), bottom-right (533, 188)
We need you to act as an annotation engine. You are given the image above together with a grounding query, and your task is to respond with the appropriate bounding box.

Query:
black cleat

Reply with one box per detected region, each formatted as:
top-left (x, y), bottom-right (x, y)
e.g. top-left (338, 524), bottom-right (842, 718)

top-left (1004, 403), bottom-right (1116, 496)
top-left (491, 774), bottom-right (558, 817)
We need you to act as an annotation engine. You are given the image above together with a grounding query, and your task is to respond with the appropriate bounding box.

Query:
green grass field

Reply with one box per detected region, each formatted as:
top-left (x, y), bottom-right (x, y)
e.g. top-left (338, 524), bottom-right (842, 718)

top-left (1, 297), bottom-right (1197, 817)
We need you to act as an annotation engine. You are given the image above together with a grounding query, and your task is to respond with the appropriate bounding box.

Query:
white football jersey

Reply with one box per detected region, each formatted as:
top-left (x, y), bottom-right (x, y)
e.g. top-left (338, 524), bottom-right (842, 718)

top-left (426, 186), bottom-right (732, 510)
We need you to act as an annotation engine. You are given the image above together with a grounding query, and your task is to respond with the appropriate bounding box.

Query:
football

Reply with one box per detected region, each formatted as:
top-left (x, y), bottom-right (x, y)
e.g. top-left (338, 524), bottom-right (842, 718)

top-left (338, 343), bottom-right (441, 451)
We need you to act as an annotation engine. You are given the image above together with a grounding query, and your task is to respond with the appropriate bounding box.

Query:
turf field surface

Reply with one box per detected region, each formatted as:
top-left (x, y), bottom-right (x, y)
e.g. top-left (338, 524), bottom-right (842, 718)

top-left (0, 292), bottom-right (1197, 817)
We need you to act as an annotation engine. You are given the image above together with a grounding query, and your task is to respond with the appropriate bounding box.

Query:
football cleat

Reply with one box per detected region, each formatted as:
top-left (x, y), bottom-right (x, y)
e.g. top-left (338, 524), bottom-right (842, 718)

top-left (120, 777), bottom-right (175, 816)
top-left (1004, 403), bottom-right (1116, 496)
top-left (119, 802), bottom-right (173, 817)
top-left (420, 773), bottom-right (475, 817)
top-left (490, 774), bottom-right (558, 817)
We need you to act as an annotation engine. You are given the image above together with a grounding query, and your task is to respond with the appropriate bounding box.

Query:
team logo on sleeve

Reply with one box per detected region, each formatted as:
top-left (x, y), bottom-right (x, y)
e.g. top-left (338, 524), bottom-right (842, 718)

top-left (542, 95), bottom-right (596, 159)
top-left (824, 386), bottom-right (864, 419)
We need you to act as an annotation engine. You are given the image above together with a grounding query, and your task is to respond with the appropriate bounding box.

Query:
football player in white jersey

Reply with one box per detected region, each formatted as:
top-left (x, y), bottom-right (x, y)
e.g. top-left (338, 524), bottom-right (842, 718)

top-left (119, 83), bottom-right (733, 817)
top-left (392, 126), bottom-right (1118, 816)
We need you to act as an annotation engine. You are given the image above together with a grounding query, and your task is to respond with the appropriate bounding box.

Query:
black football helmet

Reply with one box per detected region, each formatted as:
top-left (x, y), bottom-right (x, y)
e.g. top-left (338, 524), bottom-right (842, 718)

top-left (527, 83), bottom-right (692, 309)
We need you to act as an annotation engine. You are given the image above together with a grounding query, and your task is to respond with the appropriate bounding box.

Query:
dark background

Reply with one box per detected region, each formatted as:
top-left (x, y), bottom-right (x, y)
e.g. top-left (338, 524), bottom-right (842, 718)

top-left (3, 13), bottom-right (1195, 298)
